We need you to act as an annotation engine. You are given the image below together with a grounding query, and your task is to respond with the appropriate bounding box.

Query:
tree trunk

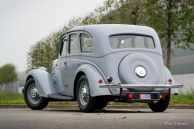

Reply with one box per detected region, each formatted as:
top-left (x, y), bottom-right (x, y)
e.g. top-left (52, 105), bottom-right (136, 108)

top-left (166, 0), bottom-right (172, 69)
top-left (166, 33), bottom-right (171, 69)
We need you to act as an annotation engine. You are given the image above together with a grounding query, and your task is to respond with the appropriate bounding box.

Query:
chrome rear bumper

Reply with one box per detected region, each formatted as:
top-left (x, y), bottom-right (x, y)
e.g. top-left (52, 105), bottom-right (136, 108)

top-left (99, 84), bottom-right (183, 89)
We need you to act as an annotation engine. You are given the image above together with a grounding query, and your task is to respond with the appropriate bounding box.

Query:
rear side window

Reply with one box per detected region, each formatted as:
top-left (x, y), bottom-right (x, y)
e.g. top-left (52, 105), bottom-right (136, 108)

top-left (69, 33), bottom-right (79, 53)
top-left (109, 35), bottom-right (155, 49)
top-left (80, 33), bottom-right (93, 53)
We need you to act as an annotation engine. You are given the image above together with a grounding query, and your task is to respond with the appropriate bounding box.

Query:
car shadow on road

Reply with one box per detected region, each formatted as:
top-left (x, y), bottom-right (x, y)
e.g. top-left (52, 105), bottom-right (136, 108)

top-left (43, 108), bottom-right (156, 113)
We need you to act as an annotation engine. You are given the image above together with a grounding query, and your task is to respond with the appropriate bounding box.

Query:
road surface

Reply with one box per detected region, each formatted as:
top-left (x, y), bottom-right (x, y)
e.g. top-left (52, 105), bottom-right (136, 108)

top-left (0, 108), bottom-right (193, 129)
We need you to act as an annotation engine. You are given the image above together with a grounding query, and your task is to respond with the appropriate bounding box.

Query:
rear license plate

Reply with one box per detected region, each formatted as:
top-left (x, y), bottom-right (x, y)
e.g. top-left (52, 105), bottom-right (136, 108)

top-left (140, 94), bottom-right (151, 99)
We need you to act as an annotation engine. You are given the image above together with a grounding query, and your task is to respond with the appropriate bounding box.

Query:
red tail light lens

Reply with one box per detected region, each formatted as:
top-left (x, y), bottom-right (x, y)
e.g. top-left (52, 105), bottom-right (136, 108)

top-left (168, 79), bottom-right (172, 84)
top-left (98, 79), bottom-right (103, 84)
top-left (160, 92), bottom-right (170, 99)
top-left (128, 94), bottom-right (133, 99)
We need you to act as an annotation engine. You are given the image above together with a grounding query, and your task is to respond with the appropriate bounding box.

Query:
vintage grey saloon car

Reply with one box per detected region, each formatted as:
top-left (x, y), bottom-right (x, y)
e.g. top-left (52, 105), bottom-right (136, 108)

top-left (23, 24), bottom-right (183, 112)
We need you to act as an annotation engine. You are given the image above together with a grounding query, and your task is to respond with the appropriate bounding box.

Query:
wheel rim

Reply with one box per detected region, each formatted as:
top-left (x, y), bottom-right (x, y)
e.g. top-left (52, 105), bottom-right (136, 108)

top-left (27, 83), bottom-right (41, 105)
top-left (79, 81), bottom-right (90, 106)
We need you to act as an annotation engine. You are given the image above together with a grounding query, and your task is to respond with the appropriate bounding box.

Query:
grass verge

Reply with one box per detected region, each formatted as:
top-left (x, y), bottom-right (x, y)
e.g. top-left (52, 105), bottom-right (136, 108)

top-left (0, 92), bottom-right (24, 104)
top-left (0, 91), bottom-right (194, 105)
top-left (170, 91), bottom-right (194, 105)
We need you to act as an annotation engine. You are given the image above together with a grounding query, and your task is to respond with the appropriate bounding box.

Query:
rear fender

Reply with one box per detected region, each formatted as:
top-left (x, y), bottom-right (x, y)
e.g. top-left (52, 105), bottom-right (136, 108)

top-left (25, 68), bottom-right (57, 97)
top-left (164, 66), bottom-right (179, 94)
top-left (75, 64), bottom-right (111, 97)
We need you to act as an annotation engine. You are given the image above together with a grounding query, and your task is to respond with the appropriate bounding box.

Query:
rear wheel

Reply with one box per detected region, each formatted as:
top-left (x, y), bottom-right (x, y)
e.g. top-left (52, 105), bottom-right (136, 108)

top-left (95, 97), bottom-right (108, 110)
top-left (76, 75), bottom-right (97, 112)
top-left (148, 94), bottom-right (170, 112)
top-left (24, 78), bottom-right (48, 110)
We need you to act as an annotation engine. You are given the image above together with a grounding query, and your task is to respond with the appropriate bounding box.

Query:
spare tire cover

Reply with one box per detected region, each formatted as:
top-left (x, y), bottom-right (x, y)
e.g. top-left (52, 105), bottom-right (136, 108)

top-left (119, 53), bottom-right (160, 85)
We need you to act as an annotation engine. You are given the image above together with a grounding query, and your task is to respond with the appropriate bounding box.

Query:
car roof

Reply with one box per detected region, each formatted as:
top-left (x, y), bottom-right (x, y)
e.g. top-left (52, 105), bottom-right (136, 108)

top-left (68, 24), bottom-right (157, 37)
top-left (66, 24), bottom-right (162, 56)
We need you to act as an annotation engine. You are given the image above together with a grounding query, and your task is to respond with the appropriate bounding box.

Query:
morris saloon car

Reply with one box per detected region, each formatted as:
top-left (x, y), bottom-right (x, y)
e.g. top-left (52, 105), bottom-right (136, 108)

top-left (23, 24), bottom-right (183, 112)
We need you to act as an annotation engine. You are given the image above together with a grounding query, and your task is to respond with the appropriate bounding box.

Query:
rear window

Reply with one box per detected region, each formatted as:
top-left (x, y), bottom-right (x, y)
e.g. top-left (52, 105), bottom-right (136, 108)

top-left (109, 35), bottom-right (155, 49)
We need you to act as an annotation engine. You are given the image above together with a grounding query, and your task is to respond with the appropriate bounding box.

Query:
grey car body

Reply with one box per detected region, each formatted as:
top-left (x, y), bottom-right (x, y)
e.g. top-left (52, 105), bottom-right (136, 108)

top-left (24, 24), bottom-right (182, 112)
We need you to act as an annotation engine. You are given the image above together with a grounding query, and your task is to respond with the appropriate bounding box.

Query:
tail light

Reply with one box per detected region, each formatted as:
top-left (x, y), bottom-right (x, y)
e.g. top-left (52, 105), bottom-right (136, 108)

top-left (98, 79), bottom-right (103, 84)
top-left (128, 94), bottom-right (133, 99)
top-left (168, 79), bottom-right (172, 84)
top-left (160, 91), bottom-right (170, 99)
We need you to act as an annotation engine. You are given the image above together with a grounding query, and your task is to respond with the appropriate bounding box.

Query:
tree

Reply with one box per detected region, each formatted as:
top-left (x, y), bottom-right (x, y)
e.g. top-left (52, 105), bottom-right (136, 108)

top-left (82, 12), bottom-right (100, 25)
top-left (144, 0), bottom-right (194, 68)
top-left (26, 0), bottom-right (193, 71)
top-left (27, 27), bottom-right (68, 72)
top-left (99, 0), bottom-right (145, 25)
top-left (68, 17), bottom-right (83, 29)
top-left (0, 64), bottom-right (17, 84)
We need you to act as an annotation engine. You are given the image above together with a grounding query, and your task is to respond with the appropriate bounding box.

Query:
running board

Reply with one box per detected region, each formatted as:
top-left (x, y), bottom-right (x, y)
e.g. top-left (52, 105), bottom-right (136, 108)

top-left (47, 94), bottom-right (73, 100)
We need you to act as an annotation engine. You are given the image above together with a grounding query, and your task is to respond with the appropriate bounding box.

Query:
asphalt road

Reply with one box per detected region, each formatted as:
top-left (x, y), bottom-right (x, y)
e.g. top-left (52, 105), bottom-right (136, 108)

top-left (0, 108), bottom-right (193, 129)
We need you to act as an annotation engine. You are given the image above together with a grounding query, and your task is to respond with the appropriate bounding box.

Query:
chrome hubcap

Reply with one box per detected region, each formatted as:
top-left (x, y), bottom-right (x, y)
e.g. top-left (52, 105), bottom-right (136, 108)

top-left (79, 81), bottom-right (89, 106)
top-left (135, 66), bottom-right (147, 78)
top-left (27, 83), bottom-right (41, 104)
top-left (31, 88), bottom-right (39, 98)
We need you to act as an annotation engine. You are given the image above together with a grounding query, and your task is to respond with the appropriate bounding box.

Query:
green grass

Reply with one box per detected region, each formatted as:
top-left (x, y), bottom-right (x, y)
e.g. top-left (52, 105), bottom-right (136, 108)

top-left (49, 101), bottom-right (77, 105)
top-left (170, 91), bottom-right (194, 105)
top-left (0, 91), bottom-right (194, 105)
top-left (0, 92), bottom-right (24, 104)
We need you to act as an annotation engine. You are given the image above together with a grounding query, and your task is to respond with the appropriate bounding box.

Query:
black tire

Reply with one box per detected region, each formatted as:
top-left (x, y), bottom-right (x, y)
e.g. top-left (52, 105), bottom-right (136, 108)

top-left (24, 78), bottom-right (48, 110)
top-left (76, 75), bottom-right (97, 112)
top-left (95, 97), bottom-right (108, 110)
top-left (148, 94), bottom-right (170, 112)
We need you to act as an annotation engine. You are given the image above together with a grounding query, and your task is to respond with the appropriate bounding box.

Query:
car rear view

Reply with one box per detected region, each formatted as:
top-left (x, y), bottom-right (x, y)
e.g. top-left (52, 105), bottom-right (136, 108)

top-left (100, 29), bottom-right (183, 112)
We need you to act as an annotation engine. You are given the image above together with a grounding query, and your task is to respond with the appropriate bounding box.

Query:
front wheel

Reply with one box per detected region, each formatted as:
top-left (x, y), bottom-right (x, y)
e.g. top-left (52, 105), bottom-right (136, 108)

top-left (76, 75), bottom-right (97, 112)
top-left (24, 78), bottom-right (48, 110)
top-left (148, 95), bottom-right (170, 112)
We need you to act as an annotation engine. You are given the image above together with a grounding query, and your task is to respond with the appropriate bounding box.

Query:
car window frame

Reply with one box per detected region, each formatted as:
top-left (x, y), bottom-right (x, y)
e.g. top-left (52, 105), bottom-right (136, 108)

top-left (58, 34), bottom-right (67, 58)
top-left (79, 32), bottom-right (93, 53)
top-left (68, 32), bottom-right (80, 55)
top-left (109, 33), bottom-right (155, 49)
top-left (61, 35), bottom-right (67, 57)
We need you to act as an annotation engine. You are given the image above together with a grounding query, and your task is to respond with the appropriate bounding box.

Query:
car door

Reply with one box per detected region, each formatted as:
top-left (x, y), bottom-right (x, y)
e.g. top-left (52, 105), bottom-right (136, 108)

top-left (56, 34), bottom-right (71, 95)
top-left (52, 34), bottom-right (69, 95)
top-left (60, 32), bottom-right (81, 96)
